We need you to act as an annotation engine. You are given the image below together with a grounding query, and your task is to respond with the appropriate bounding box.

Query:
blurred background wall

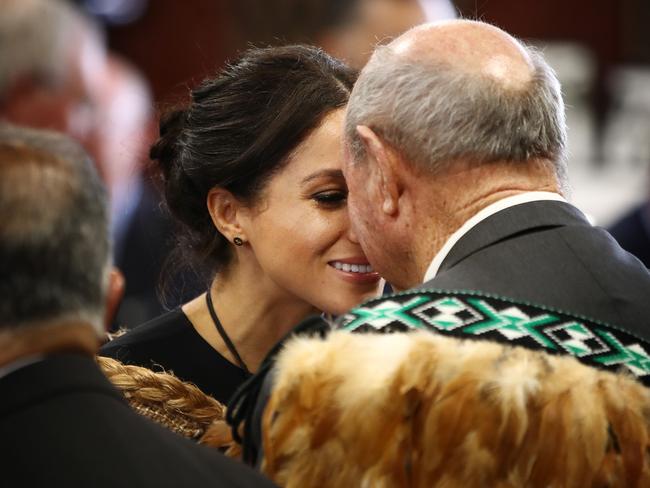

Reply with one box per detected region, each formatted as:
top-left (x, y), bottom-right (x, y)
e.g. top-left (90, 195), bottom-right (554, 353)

top-left (73, 0), bottom-right (650, 226)
top-left (454, 0), bottom-right (650, 229)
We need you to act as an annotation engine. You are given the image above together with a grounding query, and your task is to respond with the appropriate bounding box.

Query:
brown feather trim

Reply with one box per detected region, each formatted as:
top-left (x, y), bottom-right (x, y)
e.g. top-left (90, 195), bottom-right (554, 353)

top-left (261, 331), bottom-right (650, 487)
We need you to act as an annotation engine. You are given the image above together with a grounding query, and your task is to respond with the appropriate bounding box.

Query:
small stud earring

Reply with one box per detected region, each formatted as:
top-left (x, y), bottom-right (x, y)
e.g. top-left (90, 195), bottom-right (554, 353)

top-left (233, 237), bottom-right (244, 246)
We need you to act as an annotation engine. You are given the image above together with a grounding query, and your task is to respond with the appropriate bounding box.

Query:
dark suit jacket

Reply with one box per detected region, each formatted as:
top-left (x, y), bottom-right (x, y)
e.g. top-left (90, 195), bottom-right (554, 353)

top-left (608, 202), bottom-right (650, 269)
top-left (420, 200), bottom-right (650, 339)
top-left (0, 354), bottom-right (276, 488)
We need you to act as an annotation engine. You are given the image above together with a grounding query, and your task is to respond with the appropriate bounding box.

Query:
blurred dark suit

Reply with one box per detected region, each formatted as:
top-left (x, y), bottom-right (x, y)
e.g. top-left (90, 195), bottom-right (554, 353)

top-left (608, 203), bottom-right (650, 268)
top-left (0, 354), bottom-right (276, 488)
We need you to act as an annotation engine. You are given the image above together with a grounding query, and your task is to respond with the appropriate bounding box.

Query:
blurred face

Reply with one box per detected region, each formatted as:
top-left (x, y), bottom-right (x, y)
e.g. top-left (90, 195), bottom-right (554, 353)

top-left (1, 23), bottom-right (107, 155)
top-left (325, 0), bottom-right (425, 68)
top-left (240, 109), bottom-right (382, 315)
top-left (91, 56), bottom-right (152, 192)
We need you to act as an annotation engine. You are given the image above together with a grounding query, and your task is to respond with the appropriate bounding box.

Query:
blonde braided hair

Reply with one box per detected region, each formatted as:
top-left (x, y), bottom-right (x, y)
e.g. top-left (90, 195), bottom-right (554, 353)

top-left (97, 356), bottom-right (236, 452)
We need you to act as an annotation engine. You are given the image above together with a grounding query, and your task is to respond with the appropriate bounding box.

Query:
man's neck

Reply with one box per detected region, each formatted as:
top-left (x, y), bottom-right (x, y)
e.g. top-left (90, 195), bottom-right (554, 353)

top-left (0, 321), bottom-right (100, 369)
top-left (422, 190), bottom-right (566, 283)
top-left (415, 160), bottom-right (561, 278)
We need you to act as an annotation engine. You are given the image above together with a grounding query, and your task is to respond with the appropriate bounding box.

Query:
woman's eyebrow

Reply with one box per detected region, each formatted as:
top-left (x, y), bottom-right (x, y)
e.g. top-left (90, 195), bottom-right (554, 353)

top-left (301, 169), bottom-right (344, 184)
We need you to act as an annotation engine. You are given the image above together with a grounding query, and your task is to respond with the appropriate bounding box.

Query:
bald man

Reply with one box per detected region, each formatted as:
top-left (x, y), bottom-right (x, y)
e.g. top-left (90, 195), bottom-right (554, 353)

top-left (228, 22), bottom-right (650, 469)
top-left (342, 20), bottom-right (650, 339)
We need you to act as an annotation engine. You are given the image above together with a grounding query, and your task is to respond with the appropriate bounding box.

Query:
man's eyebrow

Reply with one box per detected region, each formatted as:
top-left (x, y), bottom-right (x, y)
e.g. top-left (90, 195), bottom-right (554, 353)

top-left (301, 169), bottom-right (344, 184)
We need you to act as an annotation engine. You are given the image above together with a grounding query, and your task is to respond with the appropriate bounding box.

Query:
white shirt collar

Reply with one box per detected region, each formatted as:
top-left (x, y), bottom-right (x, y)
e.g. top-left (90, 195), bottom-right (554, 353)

top-left (423, 191), bottom-right (568, 282)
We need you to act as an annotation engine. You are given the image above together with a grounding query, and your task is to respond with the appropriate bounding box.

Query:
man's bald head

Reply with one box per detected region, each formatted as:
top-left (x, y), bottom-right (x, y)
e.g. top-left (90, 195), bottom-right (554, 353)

top-left (345, 19), bottom-right (567, 187)
top-left (390, 20), bottom-right (534, 89)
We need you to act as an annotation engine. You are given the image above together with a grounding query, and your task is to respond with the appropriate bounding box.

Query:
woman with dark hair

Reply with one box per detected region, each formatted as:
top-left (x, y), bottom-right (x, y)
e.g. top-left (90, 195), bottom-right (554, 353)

top-left (100, 45), bottom-right (382, 404)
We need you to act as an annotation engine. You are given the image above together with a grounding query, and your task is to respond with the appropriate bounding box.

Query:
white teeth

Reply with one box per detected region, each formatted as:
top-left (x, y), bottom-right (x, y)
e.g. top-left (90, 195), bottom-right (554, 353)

top-left (331, 262), bottom-right (374, 273)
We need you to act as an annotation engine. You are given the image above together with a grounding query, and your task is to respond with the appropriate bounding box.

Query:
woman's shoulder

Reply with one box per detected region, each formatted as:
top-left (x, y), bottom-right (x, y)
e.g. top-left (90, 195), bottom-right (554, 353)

top-left (99, 309), bottom-right (194, 362)
top-left (99, 308), bottom-right (249, 403)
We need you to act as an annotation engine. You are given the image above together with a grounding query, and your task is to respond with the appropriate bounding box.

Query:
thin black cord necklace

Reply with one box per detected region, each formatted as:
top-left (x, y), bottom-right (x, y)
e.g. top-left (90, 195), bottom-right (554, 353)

top-left (205, 290), bottom-right (250, 375)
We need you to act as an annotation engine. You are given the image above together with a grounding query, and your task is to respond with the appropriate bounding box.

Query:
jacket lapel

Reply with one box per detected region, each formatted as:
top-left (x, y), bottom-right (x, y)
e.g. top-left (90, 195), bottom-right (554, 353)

top-left (439, 201), bottom-right (592, 273)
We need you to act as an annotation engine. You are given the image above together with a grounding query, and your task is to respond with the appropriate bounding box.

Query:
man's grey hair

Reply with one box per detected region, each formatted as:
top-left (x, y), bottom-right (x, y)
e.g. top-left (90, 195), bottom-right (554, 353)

top-left (0, 0), bottom-right (103, 96)
top-left (345, 40), bottom-right (569, 190)
top-left (0, 124), bottom-right (110, 334)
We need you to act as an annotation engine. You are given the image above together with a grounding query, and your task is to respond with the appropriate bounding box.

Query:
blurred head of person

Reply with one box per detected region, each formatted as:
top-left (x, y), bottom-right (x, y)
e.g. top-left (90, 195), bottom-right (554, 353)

top-left (0, 0), bottom-right (107, 153)
top-left (0, 0), bottom-right (152, 198)
top-left (0, 124), bottom-right (116, 361)
top-left (343, 20), bottom-right (567, 290)
top-left (318, 0), bottom-right (428, 68)
top-left (151, 45), bottom-right (382, 315)
top-left (88, 55), bottom-right (154, 195)
top-left (233, 0), bottom-right (458, 68)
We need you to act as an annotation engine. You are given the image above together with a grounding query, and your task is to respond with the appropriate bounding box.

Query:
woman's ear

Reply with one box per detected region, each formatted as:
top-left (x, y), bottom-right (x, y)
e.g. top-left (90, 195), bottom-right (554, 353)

top-left (206, 187), bottom-right (246, 245)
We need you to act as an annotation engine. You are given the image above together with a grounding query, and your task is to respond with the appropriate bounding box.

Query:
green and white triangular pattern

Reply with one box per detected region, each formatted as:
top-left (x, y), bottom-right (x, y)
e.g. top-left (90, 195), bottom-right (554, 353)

top-left (595, 331), bottom-right (650, 377)
top-left (546, 322), bottom-right (609, 357)
top-left (339, 292), bottom-right (650, 382)
top-left (463, 299), bottom-right (557, 350)
top-left (340, 296), bottom-right (430, 331)
top-left (412, 297), bottom-right (481, 331)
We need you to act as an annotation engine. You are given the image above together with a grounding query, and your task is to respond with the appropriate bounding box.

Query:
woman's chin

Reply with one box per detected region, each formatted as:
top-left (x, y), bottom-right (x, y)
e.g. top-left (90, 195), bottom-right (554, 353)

top-left (323, 290), bottom-right (383, 318)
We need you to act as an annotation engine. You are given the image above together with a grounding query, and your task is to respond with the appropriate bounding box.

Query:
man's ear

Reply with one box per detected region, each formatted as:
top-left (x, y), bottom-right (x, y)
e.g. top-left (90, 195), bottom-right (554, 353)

top-left (104, 267), bottom-right (125, 332)
top-left (206, 187), bottom-right (247, 244)
top-left (355, 125), bottom-right (400, 216)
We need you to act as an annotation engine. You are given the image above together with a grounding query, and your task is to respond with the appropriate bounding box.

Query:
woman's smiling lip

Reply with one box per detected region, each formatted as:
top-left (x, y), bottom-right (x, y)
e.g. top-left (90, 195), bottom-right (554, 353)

top-left (328, 258), bottom-right (381, 284)
top-left (330, 257), bottom-right (372, 265)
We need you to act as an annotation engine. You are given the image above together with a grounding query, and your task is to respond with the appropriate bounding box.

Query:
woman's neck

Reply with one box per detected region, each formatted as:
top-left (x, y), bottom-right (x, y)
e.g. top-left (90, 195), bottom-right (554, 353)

top-left (183, 262), bottom-right (318, 372)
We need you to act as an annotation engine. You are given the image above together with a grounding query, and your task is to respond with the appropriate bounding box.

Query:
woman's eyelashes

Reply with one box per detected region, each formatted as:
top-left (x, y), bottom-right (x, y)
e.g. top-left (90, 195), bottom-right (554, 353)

top-left (311, 189), bottom-right (347, 208)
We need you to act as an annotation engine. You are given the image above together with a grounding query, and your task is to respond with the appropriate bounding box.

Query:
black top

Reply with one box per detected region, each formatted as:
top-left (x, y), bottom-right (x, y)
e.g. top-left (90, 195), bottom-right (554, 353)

top-left (100, 309), bottom-right (251, 404)
top-left (0, 354), bottom-right (276, 488)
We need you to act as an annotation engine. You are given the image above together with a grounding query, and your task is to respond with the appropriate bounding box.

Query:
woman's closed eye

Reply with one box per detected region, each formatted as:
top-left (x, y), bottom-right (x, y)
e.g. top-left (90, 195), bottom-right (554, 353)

top-left (312, 190), bottom-right (347, 208)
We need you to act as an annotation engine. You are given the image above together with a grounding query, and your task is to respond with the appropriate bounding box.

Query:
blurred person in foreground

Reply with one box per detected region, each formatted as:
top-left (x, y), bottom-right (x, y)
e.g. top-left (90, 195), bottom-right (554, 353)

top-left (0, 0), bottom-right (189, 328)
top-left (0, 124), bottom-right (276, 488)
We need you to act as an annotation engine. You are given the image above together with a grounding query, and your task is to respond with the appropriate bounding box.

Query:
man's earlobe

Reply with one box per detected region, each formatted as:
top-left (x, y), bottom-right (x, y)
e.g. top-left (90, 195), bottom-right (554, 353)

top-left (104, 268), bottom-right (125, 331)
top-left (382, 197), bottom-right (397, 216)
